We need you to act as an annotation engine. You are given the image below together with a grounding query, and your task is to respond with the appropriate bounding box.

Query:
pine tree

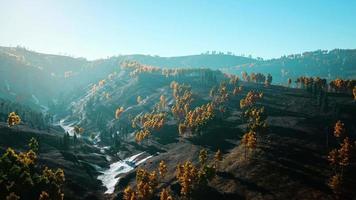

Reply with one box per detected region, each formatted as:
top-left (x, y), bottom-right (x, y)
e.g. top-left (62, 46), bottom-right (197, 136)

top-left (159, 160), bottom-right (168, 179)
top-left (338, 137), bottom-right (352, 167)
top-left (7, 112), bottom-right (21, 127)
top-left (159, 188), bottom-right (173, 200)
top-left (28, 137), bottom-right (39, 153)
top-left (328, 174), bottom-right (342, 195)
top-left (334, 120), bottom-right (345, 138)
top-left (287, 78), bottom-right (292, 87)
top-left (38, 191), bottom-right (50, 200)
top-left (123, 186), bottom-right (136, 200)
top-left (214, 149), bottom-right (222, 169)
top-left (199, 149), bottom-right (208, 166)
top-left (115, 107), bottom-right (124, 119)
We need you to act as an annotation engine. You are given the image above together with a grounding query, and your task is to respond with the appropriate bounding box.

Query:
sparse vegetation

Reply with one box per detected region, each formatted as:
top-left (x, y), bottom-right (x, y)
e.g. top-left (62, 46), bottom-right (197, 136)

top-left (0, 139), bottom-right (65, 200)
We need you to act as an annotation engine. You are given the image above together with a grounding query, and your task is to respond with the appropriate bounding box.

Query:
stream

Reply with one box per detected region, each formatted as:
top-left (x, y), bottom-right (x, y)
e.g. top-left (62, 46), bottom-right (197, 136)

top-left (97, 152), bottom-right (153, 194)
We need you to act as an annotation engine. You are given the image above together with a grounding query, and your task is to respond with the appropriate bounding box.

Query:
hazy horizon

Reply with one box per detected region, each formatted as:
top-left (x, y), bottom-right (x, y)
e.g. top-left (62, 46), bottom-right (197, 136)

top-left (4, 45), bottom-right (356, 61)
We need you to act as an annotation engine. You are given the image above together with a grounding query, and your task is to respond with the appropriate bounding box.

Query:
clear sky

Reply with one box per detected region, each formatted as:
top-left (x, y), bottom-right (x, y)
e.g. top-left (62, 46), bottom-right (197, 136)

top-left (0, 0), bottom-right (355, 60)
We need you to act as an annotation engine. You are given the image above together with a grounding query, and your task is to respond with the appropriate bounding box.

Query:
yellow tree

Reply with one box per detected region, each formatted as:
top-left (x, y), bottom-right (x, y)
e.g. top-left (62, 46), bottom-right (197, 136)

top-left (334, 120), bottom-right (345, 138)
top-left (7, 112), bottom-right (21, 127)
top-left (115, 107), bottom-right (125, 119)
top-left (199, 149), bottom-right (208, 166)
top-left (338, 137), bottom-right (352, 167)
top-left (29, 137), bottom-right (39, 153)
top-left (136, 169), bottom-right (158, 200)
top-left (38, 191), bottom-right (50, 200)
top-left (328, 174), bottom-right (342, 195)
top-left (327, 121), bottom-right (354, 197)
top-left (135, 129), bottom-right (150, 143)
top-left (123, 186), bottom-right (136, 200)
top-left (178, 123), bottom-right (186, 135)
top-left (327, 149), bottom-right (339, 168)
top-left (241, 131), bottom-right (257, 159)
top-left (176, 161), bottom-right (198, 197)
top-left (160, 188), bottom-right (173, 200)
top-left (159, 160), bottom-right (168, 179)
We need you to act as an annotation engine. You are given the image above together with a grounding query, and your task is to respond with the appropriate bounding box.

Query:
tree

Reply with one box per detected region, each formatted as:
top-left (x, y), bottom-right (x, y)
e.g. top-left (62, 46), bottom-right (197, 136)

top-left (74, 125), bottom-right (84, 136)
top-left (338, 137), bottom-right (352, 167)
top-left (28, 137), bottom-right (39, 153)
top-left (123, 168), bottom-right (159, 200)
top-left (0, 140), bottom-right (65, 200)
top-left (245, 107), bottom-right (268, 135)
top-left (159, 160), bottom-right (168, 179)
top-left (327, 121), bottom-right (355, 197)
top-left (233, 86), bottom-right (243, 96)
top-left (7, 112), bottom-right (21, 127)
top-left (178, 123), bottom-right (186, 135)
top-left (287, 78), bottom-right (292, 87)
top-left (132, 112), bottom-right (166, 143)
top-left (159, 188), bottom-right (173, 200)
top-left (334, 120), bottom-right (345, 138)
top-left (353, 86), bottom-right (356, 100)
top-left (115, 107), bottom-right (125, 119)
top-left (265, 73), bottom-right (272, 86)
top-left (209, 86), bottom-right (216, 98)
top-left (240, 91), bottom-right (263, 109)
top-left (199, 149), bottom-right (208, 166)
top-left (135, 129), bottom-right (150, 143)
top-left (214, 149), bottom-right (222, 168)
top-left (176, 161), bottom-right (198, 197)
top-left (137, 96), bottom-right (143, 104)
top-left (328, 149), bottom-right (339, 167)
top-left (241, 131), bottom-right (257, 159)
top-left (328, 173), bottom-right (342, 195)
top-left (181, 103), bottom-right (214, 136)
top-left (136, 168), bottom-right (158, 200)
top-left (159, 95), bottom-right (167, 111)
top-left (241, 71), bottom-right (249, 82)
top-left (176, 156), bottom-right (216, 198)
top-left (38, 191), bottom-right (50, 200)
top-left (123, 186), bottom-right (136, 200)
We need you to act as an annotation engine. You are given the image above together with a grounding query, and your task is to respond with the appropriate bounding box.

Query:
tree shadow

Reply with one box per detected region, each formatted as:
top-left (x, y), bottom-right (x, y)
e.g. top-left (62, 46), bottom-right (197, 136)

top-left (216, 171), bottom-right (273, 196)
top-left (187, 119), bottom-right (242, 152)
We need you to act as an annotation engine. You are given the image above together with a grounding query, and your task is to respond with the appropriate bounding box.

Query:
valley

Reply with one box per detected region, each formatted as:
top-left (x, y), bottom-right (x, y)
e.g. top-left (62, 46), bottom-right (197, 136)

top-left (0, 48), bottom-right (355, 200)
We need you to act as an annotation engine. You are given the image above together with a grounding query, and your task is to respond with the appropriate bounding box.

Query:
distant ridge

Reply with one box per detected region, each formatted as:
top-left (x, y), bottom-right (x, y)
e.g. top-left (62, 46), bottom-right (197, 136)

top-left (0, 46), bottom-right (355, 108)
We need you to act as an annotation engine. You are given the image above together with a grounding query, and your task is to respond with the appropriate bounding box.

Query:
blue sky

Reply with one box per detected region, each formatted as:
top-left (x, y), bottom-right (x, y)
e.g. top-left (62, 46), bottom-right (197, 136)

top-left (0, 0), bottom-right (355, 60)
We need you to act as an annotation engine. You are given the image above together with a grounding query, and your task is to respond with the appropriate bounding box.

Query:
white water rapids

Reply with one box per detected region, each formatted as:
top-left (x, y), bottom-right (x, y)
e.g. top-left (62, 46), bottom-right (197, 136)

top-left (97, 152), bottom-right (152, 194)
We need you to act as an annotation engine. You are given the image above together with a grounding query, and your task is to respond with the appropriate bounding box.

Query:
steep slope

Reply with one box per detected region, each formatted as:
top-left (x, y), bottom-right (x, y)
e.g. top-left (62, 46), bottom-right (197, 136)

top-left (0, 122), bottom-right (109, 200)
top-left (1, 56), bottom-right (355, 199)
top-left (109, 82), bottom-right (356, 200)
top-left (0, 47), bottom-right (118, 109)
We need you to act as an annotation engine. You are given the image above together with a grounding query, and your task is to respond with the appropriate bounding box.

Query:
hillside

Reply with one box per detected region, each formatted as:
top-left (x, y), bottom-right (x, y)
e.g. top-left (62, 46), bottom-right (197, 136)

top-left (0, 48), bottom-right (356, 200)
top-left (97, 71), bottom-right (355, 200)
top-left (231, 49), bottom-right (356, 83)
top-left (1, 47), bottom-right (355, 111)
